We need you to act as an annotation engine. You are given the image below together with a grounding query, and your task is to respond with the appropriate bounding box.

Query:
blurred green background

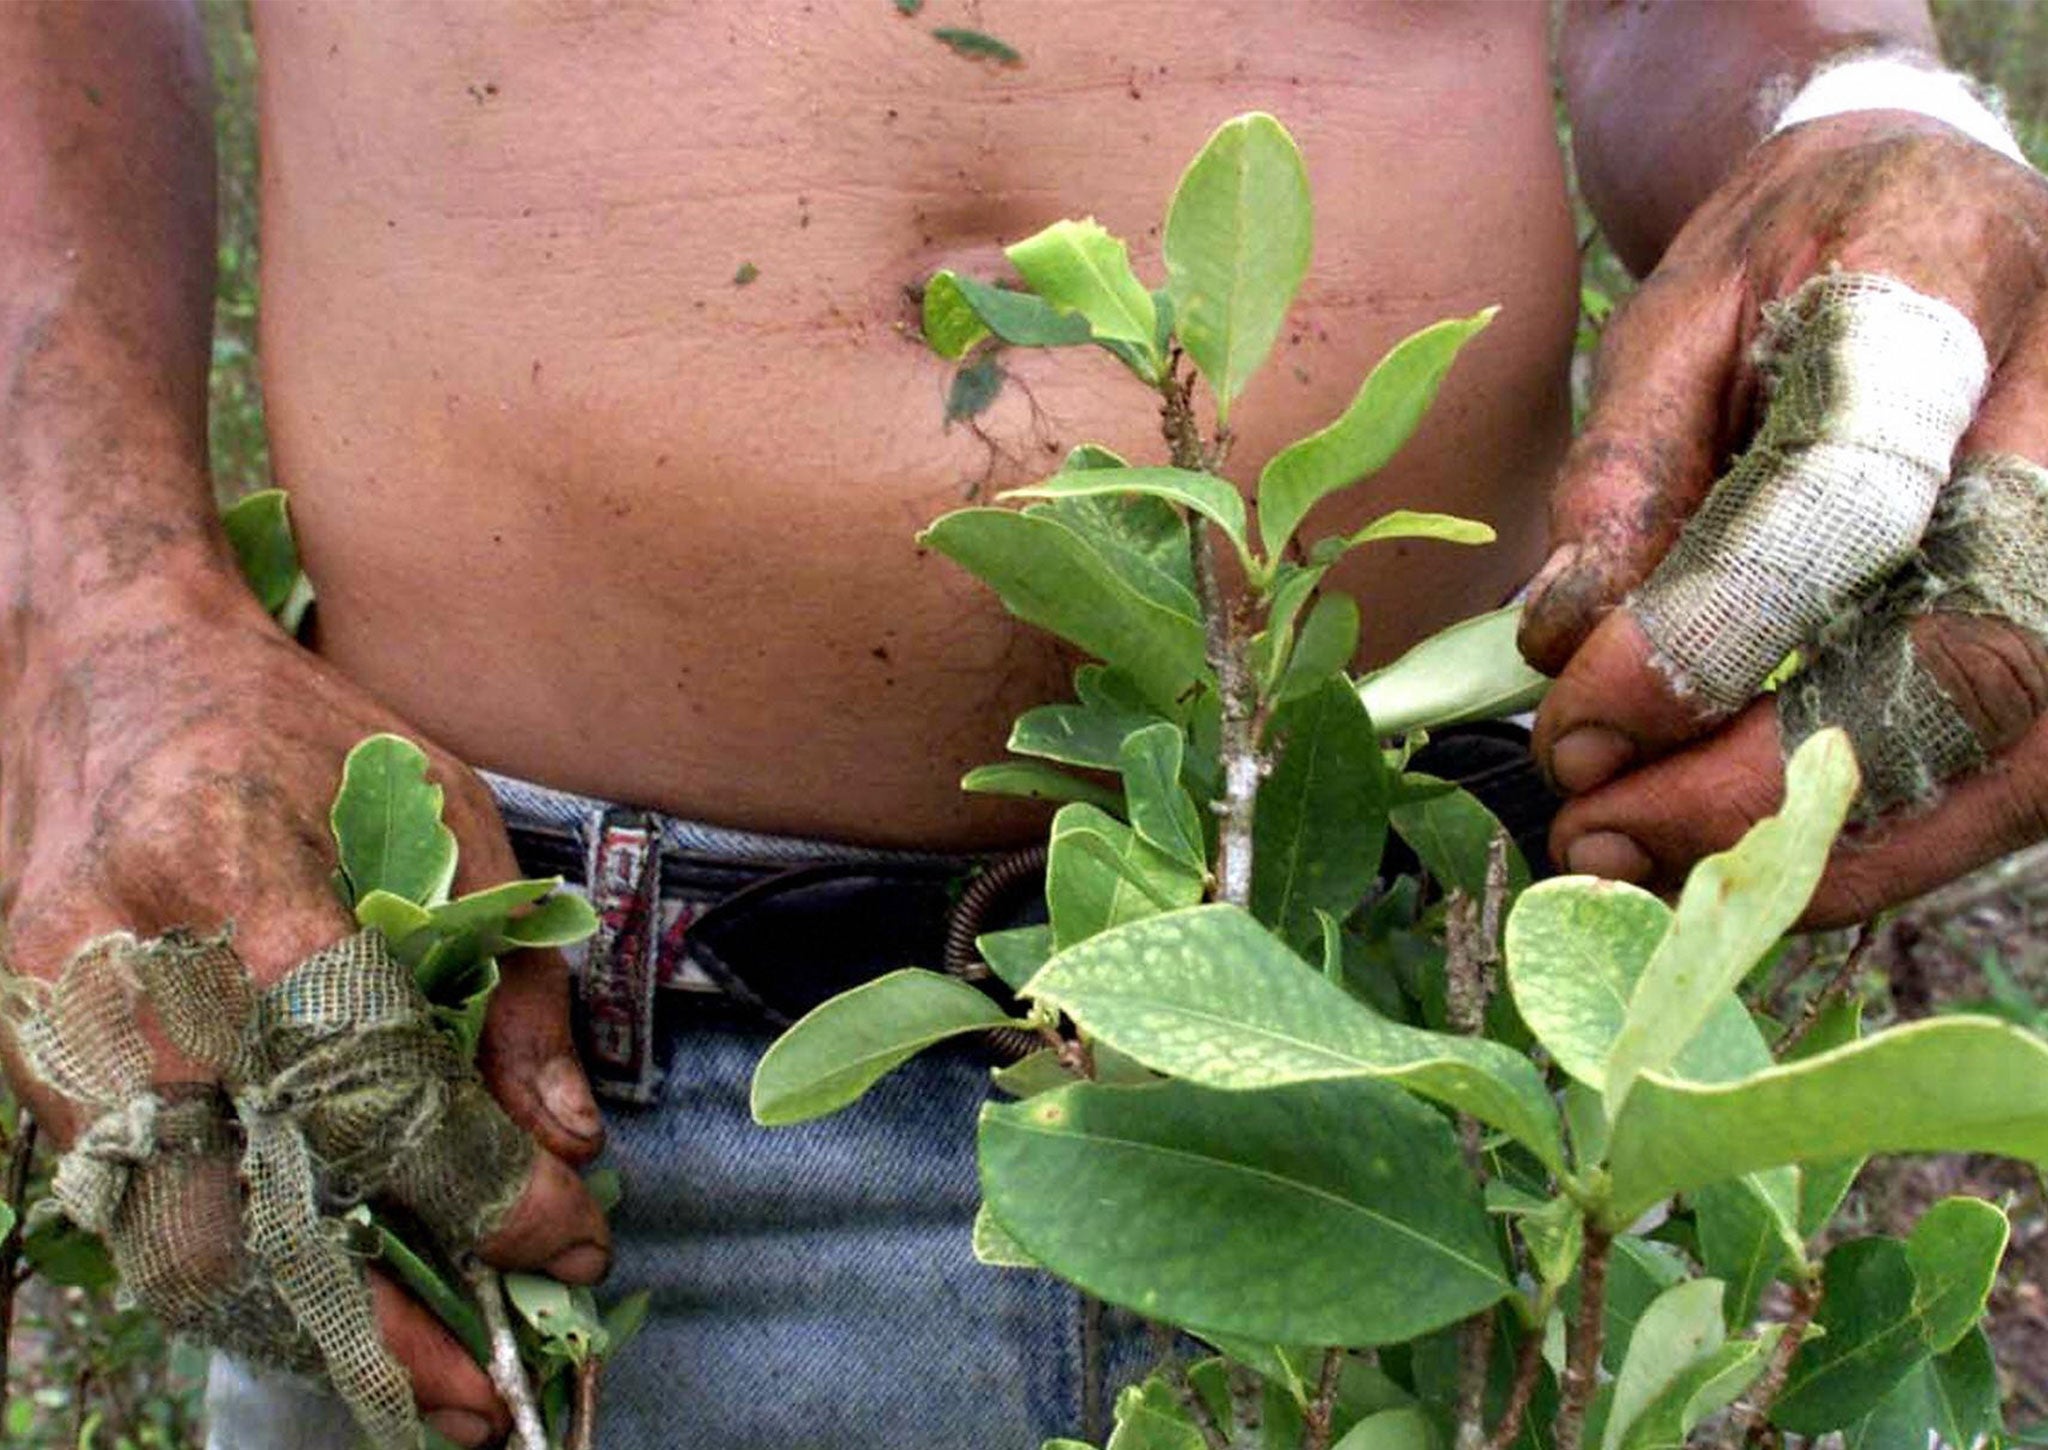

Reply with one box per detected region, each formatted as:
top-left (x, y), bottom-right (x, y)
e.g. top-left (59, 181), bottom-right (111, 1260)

top-left (5, 2), bottom-right (2047, 1445)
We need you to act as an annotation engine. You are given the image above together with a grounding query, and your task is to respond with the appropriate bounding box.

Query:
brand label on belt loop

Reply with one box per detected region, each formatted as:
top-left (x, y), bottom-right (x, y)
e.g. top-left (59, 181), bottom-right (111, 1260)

top-left (578, 809), bottom-right (665, 1103)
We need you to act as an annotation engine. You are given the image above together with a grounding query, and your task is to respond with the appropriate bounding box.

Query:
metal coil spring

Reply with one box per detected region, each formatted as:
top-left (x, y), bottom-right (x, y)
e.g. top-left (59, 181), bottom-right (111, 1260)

top-left (943, 843), bottom-right (1048, 1062)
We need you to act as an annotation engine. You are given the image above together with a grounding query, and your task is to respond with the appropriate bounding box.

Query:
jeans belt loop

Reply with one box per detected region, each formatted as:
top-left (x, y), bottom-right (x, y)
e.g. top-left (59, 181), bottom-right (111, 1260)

top-left (577, 807), bottom-right (667, 1104)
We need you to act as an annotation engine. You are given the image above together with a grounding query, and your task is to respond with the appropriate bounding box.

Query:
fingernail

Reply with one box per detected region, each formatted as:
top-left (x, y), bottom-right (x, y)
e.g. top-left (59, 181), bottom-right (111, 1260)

top-left (1525, 543), bottom-right (1581, 607)
top-left (1551, 726), bottom-right (1636, 794)
top-left (425, 1409), bottom-right (495, 1447)
top-left (536, 1054), bottom-right (603, 1144)
top-left (1565, 831), bottom-right (1654, 884)
top-left (546, 1240), bottom-right (612, 1283)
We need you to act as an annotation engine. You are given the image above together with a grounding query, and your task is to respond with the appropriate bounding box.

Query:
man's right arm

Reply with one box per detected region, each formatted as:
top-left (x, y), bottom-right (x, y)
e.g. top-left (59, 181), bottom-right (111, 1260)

top-left (0, 11), bottom-right (611, 1444)
top-left (0, 0), bottom-right (229, 697)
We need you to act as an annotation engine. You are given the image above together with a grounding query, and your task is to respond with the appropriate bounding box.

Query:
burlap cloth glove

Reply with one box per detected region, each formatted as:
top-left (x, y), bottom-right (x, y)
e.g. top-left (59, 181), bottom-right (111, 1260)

top-left (4, 928), bottom-right (535, 1449)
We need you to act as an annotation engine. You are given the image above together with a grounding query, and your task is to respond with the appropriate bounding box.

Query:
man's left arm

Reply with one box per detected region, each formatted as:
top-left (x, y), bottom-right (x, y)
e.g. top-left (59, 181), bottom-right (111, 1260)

top-left (1559, 0), bottom-right (1938, 275)
top-left (1524, 0), bottom-right (2048, 925)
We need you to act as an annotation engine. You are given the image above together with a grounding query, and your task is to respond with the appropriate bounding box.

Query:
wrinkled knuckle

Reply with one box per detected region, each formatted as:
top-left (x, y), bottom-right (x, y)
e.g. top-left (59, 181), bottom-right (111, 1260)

top-left (2, 883), bottom-right (90, 968)
top-left (1990, 761), bottom-right (2048, 857)
top-left (1910, 613), bottom-right (2048, 754)
top-left (91, 811), bottom-right (203, 899)
top-left (1811, 854), bottom-right (1892, 928)
top-left (439, 762), bottom-right (505, 834)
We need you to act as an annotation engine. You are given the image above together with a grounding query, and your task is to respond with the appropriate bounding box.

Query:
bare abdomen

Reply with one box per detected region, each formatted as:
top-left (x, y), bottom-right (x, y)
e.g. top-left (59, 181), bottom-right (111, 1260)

top-left (253, 0), bottom-right (1578, 846)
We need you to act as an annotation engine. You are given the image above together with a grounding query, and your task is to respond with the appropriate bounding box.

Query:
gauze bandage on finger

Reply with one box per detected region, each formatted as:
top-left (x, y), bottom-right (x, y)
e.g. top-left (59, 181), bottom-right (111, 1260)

top-left (1782, 454), bottom-right (2048, 812)
top-left (1632, 271), bottom-right (1989, 716)
top-left (5, 928), bottom-right (538, 1450)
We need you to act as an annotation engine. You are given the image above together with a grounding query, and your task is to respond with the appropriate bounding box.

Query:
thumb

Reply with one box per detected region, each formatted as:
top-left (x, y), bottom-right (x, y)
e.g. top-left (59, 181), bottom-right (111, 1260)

top-left (440, 781), bottom-right (606, 1166)
top-left (478, 942), bottom-right (604, 1165)
top-left (1518, 261), bottom-right (1751, 674)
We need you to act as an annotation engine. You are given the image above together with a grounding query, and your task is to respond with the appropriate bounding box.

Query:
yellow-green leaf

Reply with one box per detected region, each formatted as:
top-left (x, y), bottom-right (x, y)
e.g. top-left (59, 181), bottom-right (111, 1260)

top-left (1163, 113), bottom-right (1312, 424)
top-left (1355, 606), bottom-right (1549, 738)
top-left (1006, 217), bottom-right (1159, 355)
top-left (1257, 310), bottom-right (1495, 557)
top-left (1605, 731), bottom-right (1859, 1109)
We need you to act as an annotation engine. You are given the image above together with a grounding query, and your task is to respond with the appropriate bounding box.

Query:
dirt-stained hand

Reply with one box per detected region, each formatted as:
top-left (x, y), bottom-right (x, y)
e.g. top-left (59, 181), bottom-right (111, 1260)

top-left (1519, 110), bottom-right (2048, 927)
top-left (0, 568), bottom-right (607, 1446)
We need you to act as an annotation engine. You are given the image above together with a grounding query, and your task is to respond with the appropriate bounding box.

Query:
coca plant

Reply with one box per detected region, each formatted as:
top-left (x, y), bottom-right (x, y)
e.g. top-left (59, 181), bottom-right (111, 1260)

top-left (748, 114), bottom-right (2048, 1450)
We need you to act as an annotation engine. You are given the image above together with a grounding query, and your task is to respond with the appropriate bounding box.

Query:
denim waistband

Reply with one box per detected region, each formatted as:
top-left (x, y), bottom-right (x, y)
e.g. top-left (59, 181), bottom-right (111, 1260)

top-left (479, 771), bottom-right (1007, 1103)
top-left (478, 723), bottom-right (1558, 1103)
top-left (480, 770), bottom-right (983, 871)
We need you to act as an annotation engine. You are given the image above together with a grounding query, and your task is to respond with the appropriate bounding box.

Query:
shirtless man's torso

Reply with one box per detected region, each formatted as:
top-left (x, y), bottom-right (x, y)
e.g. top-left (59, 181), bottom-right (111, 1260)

top-left (257, 1), bottom-right (1574, 846)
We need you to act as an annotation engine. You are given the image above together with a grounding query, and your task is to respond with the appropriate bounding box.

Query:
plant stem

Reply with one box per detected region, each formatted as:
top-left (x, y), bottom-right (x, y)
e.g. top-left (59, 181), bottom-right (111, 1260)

top-left (1445, 831), bottom-right (1508, 1048)
top-left (1777, 925), bottom-right (1876, 1057)
top-left (0, 1110), bottom-right (34, 1429)
top-left (1444, 881), bottom-right (1495, 1175)
top-left (1478, 833), bottom-right (1508, 945)
top-left (1301, 1348), bottom-right (1346, 1450)
top-left (1166, 1359), bottom-right (1232, 1450)
top-left (1447, 836), bottom-right (1510, 1448)
top-left (1444, 893), bottom-right (1488, 1042)
top-left (1195, 531), bottom-right (1260, 909)
top-left (465, 1259), bottom-right (550, 1450)
top-left (1160, 358), bottom-right (1206, 474)
top-left (1161, 358), bottom-right (1260, 911)
top-left (1553, 1225), bottom-right (1612, 1450)
top-left (1035, 1021), bottom-right (1096, 1080)
top-left (1455, 1308), bottom-right (1496, 1450)
top-left (1482, 1319), bottom-right (1549, 1450)
top-left (1740, 1279), bottom-right (1823, 1444)
top-left (1226, 1362), bottom-right (1262, 1441)
top-left (570, 1359), bottom-right (601, 1450)
top-left (371, 1212), bottom-right (489, 1363)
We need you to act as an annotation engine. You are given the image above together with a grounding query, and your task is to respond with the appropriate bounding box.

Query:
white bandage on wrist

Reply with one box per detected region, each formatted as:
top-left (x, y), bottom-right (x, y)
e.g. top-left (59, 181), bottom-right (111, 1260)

top-left (1633, 271), bottom-right (1989, 716)
top-left (1772, 52), bottom-right (2027, 165)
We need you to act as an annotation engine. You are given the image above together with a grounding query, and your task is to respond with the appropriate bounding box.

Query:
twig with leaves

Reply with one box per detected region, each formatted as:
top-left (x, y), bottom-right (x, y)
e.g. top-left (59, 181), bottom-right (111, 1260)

top-left (742, 109), bottom-right (2028, 1450)
top-left (1449, 834), bottom-right (1511, 1449)
top-left (1554, 1226), bottom-right (1613, 1450)
top-left (468, 1259), bottom-right (550, 1450)
top-left (1301, 1348), bottom-right (1347, 1450)
top-left (1777, 923), bottom-right (1877, 1057)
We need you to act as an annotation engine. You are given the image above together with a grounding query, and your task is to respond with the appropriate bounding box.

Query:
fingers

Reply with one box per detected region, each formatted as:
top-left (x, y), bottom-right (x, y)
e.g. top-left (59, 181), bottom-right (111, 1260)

top-left (1549, 697), bottom-right (2048, 930)
top-left (1962, 298), bottom-right (2048, 459)
top-left (480, 944), bottom-right (603, 1165)
top-left (477, 1146), bottom-right (613, 1283)
top-left (1518, 262), bottom-right (1749, 674)
top-left (0, 886), bottom-right (143, 1144)
top-left (443, 774), bottom-right (605, 1165)
top-left (1533, 272), bottom-right (1992, 793)
top-left (1549, 703), bottom-right (1782, 894)
top-left (370, 1271), bottom-right (510, 1448)
top-left (1552, 448), bottom-right (2048, 925)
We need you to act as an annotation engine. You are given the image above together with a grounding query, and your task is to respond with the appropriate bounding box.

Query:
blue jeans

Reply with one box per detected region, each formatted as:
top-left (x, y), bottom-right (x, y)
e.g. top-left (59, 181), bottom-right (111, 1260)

top-left (207, 776), bottom-right (1145, 1448)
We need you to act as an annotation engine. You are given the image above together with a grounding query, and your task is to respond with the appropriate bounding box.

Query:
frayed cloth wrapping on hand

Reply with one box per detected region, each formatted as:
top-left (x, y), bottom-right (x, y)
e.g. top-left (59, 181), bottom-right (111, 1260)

top-left (1781, 454), bottom-right (2048, 812)
top-left (1634, 271), bottom-right (1989, 718)
top-left (4, 929), bottom-right (534, 1450)
top-left (1630, 268), bottom-right (2048, 815)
